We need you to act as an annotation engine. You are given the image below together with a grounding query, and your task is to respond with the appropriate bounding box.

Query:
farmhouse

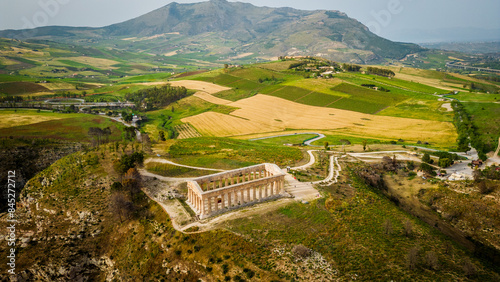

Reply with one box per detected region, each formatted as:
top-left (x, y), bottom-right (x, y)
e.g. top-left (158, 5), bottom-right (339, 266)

top-left (187, 163), bottom-right (286, 219)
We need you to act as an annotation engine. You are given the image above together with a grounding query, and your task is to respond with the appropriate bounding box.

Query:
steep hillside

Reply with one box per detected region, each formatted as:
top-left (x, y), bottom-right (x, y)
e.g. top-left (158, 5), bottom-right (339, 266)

top-left (0, 0), bottom-right (422, 63)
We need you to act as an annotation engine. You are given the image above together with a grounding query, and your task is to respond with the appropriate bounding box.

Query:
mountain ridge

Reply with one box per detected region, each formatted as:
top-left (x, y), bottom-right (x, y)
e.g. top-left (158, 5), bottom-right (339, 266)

top-left (0, 0), bottom-right (423, 63)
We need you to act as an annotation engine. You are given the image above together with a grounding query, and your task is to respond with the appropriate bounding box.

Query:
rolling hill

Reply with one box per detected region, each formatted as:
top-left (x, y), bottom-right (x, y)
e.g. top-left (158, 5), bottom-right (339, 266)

top-left (0, 0), bottom-right (423, 64)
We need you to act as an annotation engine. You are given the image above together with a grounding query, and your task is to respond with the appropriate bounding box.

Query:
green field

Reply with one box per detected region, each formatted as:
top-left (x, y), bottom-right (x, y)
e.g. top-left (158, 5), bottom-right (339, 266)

top-left (462, 102), bottom-right (500, 152)
top-left (252, 134), bottom-right (319, 146)
top-left (295, 92), bottom-right (342, 107)
top-left (168, 137), bottom-right (303, 169)
top-left (262, 85), bottom-right (313, 101)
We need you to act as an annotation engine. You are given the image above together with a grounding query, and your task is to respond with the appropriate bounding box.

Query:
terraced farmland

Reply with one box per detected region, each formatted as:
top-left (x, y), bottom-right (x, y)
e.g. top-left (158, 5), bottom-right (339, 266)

top-left (175, 123), bottom-right (202, 139)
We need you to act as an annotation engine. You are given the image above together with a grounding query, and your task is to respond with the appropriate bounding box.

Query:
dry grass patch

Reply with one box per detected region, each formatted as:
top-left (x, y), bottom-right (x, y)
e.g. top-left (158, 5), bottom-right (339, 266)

top-left (62, 57), bottom-right (120, 69)
top-left (37, 82), bottom-right (76, 91)
top-left (0, 57), bottom-right (20, 66)
top-left (394, 73), bottom-right (460, 91)
top-left (0, 47), bottom-right (44, 57)
top-left (0, 113), bottom-right (63, 129)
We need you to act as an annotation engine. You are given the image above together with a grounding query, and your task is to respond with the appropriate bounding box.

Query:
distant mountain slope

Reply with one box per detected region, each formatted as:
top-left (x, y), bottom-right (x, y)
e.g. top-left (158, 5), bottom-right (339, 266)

top-left (0, 0), bottom-right (423, 63)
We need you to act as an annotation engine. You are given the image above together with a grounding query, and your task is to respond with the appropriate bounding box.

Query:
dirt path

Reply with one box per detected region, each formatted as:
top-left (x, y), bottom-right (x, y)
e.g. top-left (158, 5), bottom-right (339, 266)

top-left (495, 137), bottom-right (500, 157)
top-left (291, 150), bottom-right (317, 170)
top-left (138, 168), bottom-right (195, 182)
top-left (145, 157), bottom-right (226, 172)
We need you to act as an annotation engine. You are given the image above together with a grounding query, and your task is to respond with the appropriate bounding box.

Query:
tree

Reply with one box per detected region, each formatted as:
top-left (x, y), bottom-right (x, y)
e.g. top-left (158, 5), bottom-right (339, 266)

top-left (406, 247), bottom-right (419, 270)
top-left (109, 192), bottom-right (134, 223)
top-left (324, 142), bottom-right (329, 150)
top-left (292, 245), bottom-right (312, 258)
top-left (404, 220), bottom-right (413, 237)
top-left (407, 161), bottom-right (415, 170)
top-left (425, 251), bottom-right (439, 270)
top-left (158, 130), bottom-right (166, 141)
top-left (123, 167), bottom-right (142, 195)
top-left (422, 153), bottom-right (431, 164)
top-left (383, 219), bottom-right (393, 235)
top-left (362, 140), bottom-right (367, 152)
top-left (123, 112), bottom-right (133, 123)
top-left (419, 162), bottom-right (435, 174)
top-left (438, 158), bottom-right (452, 168)
top-left (463, 258), bottom-right (477, 277)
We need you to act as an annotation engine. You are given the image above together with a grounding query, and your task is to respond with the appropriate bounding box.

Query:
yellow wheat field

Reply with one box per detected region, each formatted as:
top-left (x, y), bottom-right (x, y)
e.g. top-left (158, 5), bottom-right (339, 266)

top-left (183, 94), bottom-right (457, 145)
top-left (63, 57), bottom-right (120, 69)
top-left (176, 123), bottom-right (202, 139)
top-left (183, 111), bottom-right (281, 137)
top-left (193, 92), bottom-right (232, 105)
top-left (168, 80), bottom-right (230, 94)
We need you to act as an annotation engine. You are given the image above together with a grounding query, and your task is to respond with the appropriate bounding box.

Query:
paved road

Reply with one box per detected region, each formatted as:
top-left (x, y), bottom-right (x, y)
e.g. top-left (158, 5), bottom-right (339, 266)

top-left (249, 132), bottom-right (325, 146)
top-left (304, 133), bottom-right (326, 146)
top-left (292, 150), bottom-right (317, 170)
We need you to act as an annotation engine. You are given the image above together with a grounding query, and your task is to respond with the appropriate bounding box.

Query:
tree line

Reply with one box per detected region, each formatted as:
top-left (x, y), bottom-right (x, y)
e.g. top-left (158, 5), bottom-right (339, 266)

top-left (125, 84), bottom-right (189, 111)
top-left (342, 63), bottom-right (362, 72)
top-left (452, 101), bottom-right (488, 160)
top-left (366, 67), bottom-right (395, 77)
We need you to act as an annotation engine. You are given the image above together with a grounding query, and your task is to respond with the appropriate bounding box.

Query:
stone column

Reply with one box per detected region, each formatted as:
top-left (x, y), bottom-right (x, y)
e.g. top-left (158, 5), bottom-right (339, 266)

top-left (207, 197), bottom-right (212, 213)
top-left (228, 191), bottom-right (232, 207)
top-left (194, 194), bottom-right (198, 212)
top-left (253, 186), bottom-right (256, 201)
top-left (225, 178), bottom-right (229, 187)
top-left (214, 196), bottom-right (219, 212)
top-left (198, 196), bottom-right (201, 213)
top-left (200, 196), bottom-right (205, 216)
top-left (259, 185), bottom-right (263, 199)
top-left (247, 188), bottom-right (251, 201)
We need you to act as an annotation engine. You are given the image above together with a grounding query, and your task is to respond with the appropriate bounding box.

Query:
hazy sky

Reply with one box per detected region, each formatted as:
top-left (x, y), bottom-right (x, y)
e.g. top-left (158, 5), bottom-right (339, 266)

top-left (1, 0), bottom-right (499, 42)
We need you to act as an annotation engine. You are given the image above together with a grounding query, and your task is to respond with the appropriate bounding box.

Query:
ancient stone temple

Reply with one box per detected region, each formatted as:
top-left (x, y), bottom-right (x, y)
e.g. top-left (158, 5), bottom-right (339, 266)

top-left (186, 163), bottom-right (286, 219)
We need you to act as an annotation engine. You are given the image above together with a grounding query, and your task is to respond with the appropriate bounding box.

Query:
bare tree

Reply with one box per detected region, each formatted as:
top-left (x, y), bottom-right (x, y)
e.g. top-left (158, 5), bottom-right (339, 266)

top-left (383, 219), bottom-right (393, 235)
top-left (406, 247), bottom-right (419, 270)
top-left (425, 251), bottom-right (439, 270)
top-left (404, 220), bottom-right (413, 237)
top-left (292, 245), bottom-right (312, 258)
top-left (463, 258), bottom-right (477, 277)
top-left (109, 192), bottom-right (134, 223)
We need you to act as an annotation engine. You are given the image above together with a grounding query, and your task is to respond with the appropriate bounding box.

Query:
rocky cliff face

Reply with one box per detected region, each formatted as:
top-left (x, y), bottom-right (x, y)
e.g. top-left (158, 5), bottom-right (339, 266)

top-left (0, 141), bottom-right (83, 212)
top-left (0, 150), bottom-right (118, 281)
